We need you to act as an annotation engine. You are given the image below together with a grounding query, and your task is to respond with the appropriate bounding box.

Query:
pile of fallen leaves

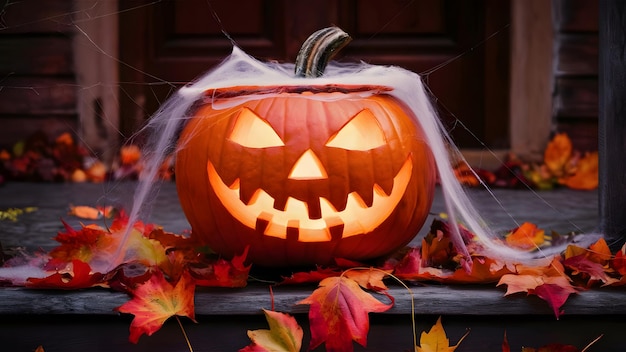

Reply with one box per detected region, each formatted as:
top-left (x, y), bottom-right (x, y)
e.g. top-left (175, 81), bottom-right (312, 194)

top-left (0, 131), bottom-right (172, 184)
top-left (0, 208), bottom-right (616, 351)
top-left (1, 130), bottom-right (597, 193)
top-left (454, 133), bottom-right (598, 190)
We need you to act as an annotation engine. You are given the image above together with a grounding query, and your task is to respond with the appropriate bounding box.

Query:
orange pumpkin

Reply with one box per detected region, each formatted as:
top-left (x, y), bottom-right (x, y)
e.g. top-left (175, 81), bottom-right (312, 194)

top-left (175, 28), bottom-right (436, 266)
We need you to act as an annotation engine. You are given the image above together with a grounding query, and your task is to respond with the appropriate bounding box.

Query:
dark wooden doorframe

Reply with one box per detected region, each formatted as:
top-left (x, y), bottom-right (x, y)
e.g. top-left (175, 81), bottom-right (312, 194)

top-left (598, 0), bottom-right (626, 250)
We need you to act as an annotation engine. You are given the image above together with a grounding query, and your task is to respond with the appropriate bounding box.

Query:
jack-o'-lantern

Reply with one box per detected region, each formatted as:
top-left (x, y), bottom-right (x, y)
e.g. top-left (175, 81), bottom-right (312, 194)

top-left (175, 27), bottom-right (436, 266)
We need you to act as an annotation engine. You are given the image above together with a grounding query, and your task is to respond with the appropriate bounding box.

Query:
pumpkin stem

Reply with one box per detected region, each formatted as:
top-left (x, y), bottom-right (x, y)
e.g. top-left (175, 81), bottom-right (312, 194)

top-left (294, 26), bottom-right (352, 78)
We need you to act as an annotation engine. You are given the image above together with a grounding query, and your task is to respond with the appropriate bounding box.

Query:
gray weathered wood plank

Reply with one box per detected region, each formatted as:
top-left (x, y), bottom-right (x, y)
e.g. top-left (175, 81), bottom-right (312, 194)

top-left (1, 283), bottom-right (624, 317)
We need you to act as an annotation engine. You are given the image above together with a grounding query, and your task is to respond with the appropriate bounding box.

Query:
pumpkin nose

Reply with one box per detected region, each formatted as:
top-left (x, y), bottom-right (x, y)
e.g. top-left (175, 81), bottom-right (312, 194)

top-left (288, 149), bottom-right (328, 180)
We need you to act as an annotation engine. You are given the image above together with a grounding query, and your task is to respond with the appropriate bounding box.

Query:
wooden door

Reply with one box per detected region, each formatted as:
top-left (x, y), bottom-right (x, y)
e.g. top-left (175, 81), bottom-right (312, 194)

top-left (119, 0), bottom-right (510, 149)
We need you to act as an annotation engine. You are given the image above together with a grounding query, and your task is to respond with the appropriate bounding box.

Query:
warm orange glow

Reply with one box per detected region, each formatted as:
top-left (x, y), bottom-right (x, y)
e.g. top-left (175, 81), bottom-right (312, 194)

top-left (228, 107), bottom-right (285, 148)
top-left (325, 109), bottom-right (386, 151)
top-left (207, 156), bottom-right (413, 242)
top-left (288, 149), bottom-right (328, 180)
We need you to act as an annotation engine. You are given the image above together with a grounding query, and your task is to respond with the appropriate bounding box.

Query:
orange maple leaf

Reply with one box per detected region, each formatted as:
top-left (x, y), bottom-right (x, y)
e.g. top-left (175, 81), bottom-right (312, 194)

top-left (416, 316), bottom-right (469, 352)
top-left (298, 276), bottom-right (393, 351)
top-left (505, 222), bottom-right (546, 251)
top-left (558, 151), bottom-right (598, 190)
top-left (394, 248), bottom-right (511, 284)
top-left (116, 270), bottom-right (197, 343)
top-left (344, 268), bottom-right (390, 291)
top-left (497, 274), bottom-right (577, 318)
top-left (544, 133), bottom-right (573, 177)
top-left (68, 205), bottom-right (114, 220)
top-left (239, 309), bottom-right (303, 352)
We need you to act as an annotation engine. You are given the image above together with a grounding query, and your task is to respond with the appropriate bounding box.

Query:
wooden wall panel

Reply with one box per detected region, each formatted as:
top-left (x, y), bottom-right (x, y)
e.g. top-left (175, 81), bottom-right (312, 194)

top-left (0, 37), bottom-right (73, 75)
top-left (0, 0), bottom-right (77, 148)
top-left (0, 77), bottom-right (76, 115)
top-left (553, 0), bottom-right (599, 152)
top-left (0, 1), bottom-right (73, 34)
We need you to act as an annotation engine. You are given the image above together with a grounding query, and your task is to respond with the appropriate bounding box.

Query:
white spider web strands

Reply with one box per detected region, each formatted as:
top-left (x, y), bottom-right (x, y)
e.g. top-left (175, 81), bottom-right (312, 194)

top-left (117, 46), bottom-right (585, 268)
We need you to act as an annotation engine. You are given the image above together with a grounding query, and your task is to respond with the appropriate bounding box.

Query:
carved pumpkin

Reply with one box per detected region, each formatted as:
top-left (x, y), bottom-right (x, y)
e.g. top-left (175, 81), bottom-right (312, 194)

top-left (175, 28), bottom-right (436, 266)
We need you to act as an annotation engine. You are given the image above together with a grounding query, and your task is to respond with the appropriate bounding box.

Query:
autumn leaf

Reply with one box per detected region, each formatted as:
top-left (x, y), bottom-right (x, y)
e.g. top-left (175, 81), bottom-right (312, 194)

top-left (514, 256), bottom-right (565, 278)
top-left (502, 331), bottom-right (510, 352)
top-left (104, 261), bottom-right (155, 292)
top-left (530, 283), bottom-right (577, 319)
top-left (421, 220), bottom-right (474, 269)
top-left (120, 145), bottom-right (142, 166)
top-left (27, 259), bottom-right (104, 290)
top-left (544, 133), bottom-right (572, 177)
top-left (116, 270), bottom-right (197, 343)
top-left (148, 228), bottom-right (194, 251)
top-left (298, 276), bottom-right (393, 351)
top-left (49, 221), bottom-right (114, 265)
top-left (416, 316), bottom-right (468, 352)
top-left (394, 248), bottom-right (511, 284)
top-left (190, 246), bottom-right (251, 287)
top-left (610, 245), bottom-right (626, 276)
top-left (240, 309), bottom-right (303, 352)
top-left (559, 151), bottom-right (598, 190)
top-left (344, 268), bottom-right (390, 291)
top-left (505, 222), bottom-right (546, 251)
top-left (49, 218), bottom-right (168, 273)
top-left (497, 274), bottom-right (577, 319)
top-left (453, 161), bottom-right (480, 187)
top-left (279, 267), bottom-right (341, 285)
top-left (564, 239), bottom-right (611, 264)
top-left (68, 205), bottom-right (114, 220)
top-left (587, 238), bottom-right (612, 264)
top-left (563, 254), bottom-right (617, 286)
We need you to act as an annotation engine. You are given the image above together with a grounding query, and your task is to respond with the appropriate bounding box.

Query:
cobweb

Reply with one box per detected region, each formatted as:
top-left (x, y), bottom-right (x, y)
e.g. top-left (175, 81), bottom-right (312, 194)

top-left (0, 0), bottom-right (600, 270)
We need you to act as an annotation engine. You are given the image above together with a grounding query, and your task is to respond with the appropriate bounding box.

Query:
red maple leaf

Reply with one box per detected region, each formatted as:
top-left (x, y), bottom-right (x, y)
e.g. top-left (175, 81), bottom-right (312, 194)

top-left (48, 221), bottom-right (114, 266)
top-left (530, 283), bottom-right (577, 319)
top-left (27, 260), bottom-right (104, 290)
top-left (298, 276), bottom-right (393, 351)
top-left (279, 267), bottom-right (341, 285)
top-left (610, 248), bottom-right (626, 276)
top-left (498, 274), bottom-right (577, 319)
top-left (116, 270), bottom-right (197, 343)
top-left (190, 247), bottom-right (251, 287)
top-left (394, 248), bottom-right (512, 284)
top-left (563, 254), bottom-right (617, 286)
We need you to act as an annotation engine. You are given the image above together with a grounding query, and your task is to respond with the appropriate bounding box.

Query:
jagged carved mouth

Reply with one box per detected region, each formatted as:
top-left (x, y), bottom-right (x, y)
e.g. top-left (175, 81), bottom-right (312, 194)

top-left (207, 157), bottom-right (412, 242)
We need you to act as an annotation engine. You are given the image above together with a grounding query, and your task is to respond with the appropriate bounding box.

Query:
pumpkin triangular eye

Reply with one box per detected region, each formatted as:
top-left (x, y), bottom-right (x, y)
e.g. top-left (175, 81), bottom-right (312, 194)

top-left (229, 107), bottom-right (285, 148)
top-left (325, 109), bottom-right (386, 151)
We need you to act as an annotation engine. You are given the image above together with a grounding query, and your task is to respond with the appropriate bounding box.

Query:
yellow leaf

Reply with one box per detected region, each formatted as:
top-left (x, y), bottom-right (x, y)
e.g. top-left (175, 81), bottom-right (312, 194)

top-left (243, 309), bottom-right (303, 352)
top-left (416, 317), bottom-right (468, 352)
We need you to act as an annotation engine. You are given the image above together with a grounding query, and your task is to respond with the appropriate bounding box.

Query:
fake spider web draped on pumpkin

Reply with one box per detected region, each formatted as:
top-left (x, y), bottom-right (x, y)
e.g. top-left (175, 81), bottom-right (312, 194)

top-left (118, 45), bottom-right (599, 267)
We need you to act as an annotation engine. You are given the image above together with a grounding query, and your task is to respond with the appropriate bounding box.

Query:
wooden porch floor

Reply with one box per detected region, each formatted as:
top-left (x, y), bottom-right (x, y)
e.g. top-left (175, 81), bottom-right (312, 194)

top-left (1, 182), bottom-right (623, 351)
